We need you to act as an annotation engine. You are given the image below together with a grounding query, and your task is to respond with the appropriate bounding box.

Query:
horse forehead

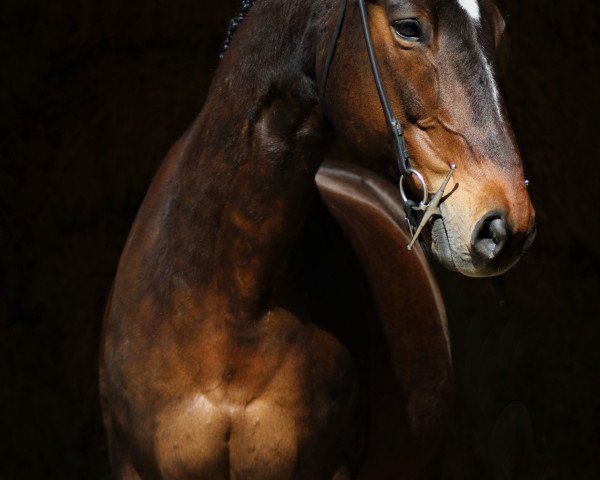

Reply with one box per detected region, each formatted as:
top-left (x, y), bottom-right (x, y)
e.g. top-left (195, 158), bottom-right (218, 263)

top-left (456, 0), bottom-right (481, 22)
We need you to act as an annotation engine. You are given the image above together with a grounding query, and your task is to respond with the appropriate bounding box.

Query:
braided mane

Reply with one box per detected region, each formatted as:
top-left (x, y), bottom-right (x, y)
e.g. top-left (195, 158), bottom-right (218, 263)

top-left (220, 0), bottom-right (257, 59)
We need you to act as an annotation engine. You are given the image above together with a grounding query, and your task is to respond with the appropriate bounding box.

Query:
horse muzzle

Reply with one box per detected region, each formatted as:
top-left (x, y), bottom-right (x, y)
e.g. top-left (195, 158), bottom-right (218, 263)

top-left (430, 205), bottom-right (537, 278)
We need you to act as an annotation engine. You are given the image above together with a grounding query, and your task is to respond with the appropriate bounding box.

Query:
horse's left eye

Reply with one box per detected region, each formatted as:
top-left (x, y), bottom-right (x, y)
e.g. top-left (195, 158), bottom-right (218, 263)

top-left (393, 19), bottom-right (423, 41)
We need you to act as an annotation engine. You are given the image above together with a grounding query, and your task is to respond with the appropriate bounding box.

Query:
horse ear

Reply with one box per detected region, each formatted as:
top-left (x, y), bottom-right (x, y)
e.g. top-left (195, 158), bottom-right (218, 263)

top-left (489, 2), bottom-right (506, 50)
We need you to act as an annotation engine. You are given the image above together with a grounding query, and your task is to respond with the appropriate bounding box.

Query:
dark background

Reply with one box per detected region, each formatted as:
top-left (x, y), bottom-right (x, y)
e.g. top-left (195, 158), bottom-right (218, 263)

top-left (1, 0), bottom-right (598, 478)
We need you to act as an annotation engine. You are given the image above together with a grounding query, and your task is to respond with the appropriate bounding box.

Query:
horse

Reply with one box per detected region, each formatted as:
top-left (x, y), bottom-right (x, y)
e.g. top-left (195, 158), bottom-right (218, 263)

top-left (100, 0), bottom-right (536, 478)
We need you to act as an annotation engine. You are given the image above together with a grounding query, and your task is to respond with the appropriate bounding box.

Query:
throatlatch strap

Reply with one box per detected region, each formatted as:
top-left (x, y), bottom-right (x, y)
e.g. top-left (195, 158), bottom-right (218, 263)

top-left (319, 0), bottom-right (348, 105)
top-left (356, 0), bottom-right (412, 178)
top-left (320, 0), bottom-right (412, 179)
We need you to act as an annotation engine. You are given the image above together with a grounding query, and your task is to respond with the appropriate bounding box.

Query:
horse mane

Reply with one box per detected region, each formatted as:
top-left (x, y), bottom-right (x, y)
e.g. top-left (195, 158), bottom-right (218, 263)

top-left (220, 0), bottom-right (257, 59)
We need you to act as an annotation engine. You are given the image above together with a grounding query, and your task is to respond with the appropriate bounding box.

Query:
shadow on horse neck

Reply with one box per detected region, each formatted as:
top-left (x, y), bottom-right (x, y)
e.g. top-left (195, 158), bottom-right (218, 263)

top-left (128, 1), bottom-right (341, 322)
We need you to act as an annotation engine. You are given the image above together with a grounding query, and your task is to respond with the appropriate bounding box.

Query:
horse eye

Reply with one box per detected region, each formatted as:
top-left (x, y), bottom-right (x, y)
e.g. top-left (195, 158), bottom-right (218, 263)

top-left (393, 19), bottom-right (423, 41)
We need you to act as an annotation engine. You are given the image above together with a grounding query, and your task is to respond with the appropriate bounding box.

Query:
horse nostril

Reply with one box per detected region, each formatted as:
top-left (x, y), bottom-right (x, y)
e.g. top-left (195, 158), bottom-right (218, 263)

top-left (472, 214), bottom-right (509, 261)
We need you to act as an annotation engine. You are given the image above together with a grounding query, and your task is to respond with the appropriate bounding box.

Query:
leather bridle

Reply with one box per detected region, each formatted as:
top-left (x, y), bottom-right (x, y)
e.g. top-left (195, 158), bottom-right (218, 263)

top-left (319, 0), bottom-right (456, 251)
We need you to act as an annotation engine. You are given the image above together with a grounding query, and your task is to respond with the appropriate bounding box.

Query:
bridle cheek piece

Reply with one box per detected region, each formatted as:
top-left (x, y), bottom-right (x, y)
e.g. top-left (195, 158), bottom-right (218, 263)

top-left (319, 0), bottom-right (456, 250)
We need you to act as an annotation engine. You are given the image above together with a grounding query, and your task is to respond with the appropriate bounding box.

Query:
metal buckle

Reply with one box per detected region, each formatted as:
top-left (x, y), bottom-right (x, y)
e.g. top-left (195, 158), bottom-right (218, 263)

top-left (400, 164), bottom-right (457, 250)
top-left (399, 167), bottom-right (429, 208)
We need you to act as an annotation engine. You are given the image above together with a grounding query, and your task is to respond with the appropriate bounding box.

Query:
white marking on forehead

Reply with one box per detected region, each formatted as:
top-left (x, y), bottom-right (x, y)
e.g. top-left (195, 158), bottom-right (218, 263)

top-left (457, 0), bottom-right (481, 22)
top-left (460, 4), bottom-right (503, 120)
top-left (481, 53), bottom-right (503, 119)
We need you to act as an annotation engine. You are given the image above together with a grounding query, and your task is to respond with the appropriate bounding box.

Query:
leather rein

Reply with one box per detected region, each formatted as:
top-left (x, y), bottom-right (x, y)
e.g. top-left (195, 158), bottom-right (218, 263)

top-left (319, 0), bottom-right (456, 251)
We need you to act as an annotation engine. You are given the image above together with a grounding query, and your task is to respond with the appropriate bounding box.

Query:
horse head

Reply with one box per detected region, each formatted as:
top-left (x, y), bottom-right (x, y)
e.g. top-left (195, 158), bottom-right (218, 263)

top-left (320, 0), bottom-right (536, 277)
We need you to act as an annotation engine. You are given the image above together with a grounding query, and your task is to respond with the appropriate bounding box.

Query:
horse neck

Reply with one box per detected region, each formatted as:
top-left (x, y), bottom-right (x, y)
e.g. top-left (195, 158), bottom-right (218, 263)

top-left (144, 1), bottom-right (334, 320)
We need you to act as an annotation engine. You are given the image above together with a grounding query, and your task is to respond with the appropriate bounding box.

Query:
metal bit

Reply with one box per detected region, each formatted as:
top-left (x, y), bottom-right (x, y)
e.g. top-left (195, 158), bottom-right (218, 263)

top-left (407, 164), bottom-right (456, 250)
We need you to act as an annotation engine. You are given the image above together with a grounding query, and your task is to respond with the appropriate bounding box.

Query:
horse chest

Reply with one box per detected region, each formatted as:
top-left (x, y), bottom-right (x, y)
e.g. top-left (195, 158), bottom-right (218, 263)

top-left (149, 314), bottom-right (360, 479)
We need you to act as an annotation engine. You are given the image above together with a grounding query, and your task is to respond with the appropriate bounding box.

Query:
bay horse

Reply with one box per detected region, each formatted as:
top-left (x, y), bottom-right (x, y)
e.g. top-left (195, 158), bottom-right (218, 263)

top-left (100, 0), bottom-right (536, 478)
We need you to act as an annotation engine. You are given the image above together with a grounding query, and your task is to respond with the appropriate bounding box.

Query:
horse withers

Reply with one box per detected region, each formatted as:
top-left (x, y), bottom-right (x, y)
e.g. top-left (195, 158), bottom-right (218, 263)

top-left (100, 0), bottom-right (536, 478)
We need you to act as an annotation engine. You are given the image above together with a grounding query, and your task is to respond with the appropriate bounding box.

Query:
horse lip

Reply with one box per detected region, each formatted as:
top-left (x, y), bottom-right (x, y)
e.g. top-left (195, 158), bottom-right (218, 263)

top-left (431, 215), bottom-right (458, 272)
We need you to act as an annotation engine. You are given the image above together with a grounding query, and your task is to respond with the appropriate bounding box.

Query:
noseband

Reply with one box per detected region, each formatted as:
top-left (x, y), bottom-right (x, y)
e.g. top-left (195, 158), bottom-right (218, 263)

top-left (319, 0), bottom-right (456, 250)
